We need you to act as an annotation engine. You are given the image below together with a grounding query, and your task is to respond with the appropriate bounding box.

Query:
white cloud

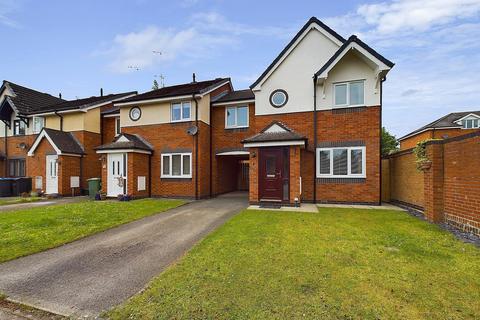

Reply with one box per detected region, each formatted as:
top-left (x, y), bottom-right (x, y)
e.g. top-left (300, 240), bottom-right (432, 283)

top-left (104, 25), bottom-right (234, 73)
top-left (101, 12), bottom-right (296, 73)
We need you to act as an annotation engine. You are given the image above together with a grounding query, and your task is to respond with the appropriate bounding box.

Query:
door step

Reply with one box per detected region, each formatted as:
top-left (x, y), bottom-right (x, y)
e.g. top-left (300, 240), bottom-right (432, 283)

top-left (259, 202), bottom-right (282, 209)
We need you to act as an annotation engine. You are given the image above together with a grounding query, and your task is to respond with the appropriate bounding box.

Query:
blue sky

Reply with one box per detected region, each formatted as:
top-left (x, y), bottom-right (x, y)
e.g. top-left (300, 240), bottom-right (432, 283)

top-left (0, 0), bottom-right (479, 137)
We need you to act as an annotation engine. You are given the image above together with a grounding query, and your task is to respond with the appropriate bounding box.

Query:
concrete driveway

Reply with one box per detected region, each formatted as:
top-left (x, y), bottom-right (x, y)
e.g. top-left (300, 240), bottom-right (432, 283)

top-left (0, 192), bottom-right (248, 318)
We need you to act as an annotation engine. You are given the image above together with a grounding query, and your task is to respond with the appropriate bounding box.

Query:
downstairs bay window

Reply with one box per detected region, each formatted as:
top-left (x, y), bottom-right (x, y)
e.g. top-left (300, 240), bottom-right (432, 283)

top-left (316, 146), bottom-right (366, 178)
top-left (161, 153), bottom-right (192, 178)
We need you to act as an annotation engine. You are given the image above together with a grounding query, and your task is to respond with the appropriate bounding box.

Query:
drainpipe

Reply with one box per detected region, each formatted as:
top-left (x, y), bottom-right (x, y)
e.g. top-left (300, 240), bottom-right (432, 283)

top-left (209, 99), bottom-right (213, 198)
top-left (4, 125), bottom-right (7, 176)
top-left (148, 153), bottom-right (152, 197)
top-left (313, 75), bottom-right (318, 204)
top-left (379, 76), bottom-right (386, 206)
top-left (55, 111), bottom-right (63, 131)
top-left (193, 93), bottom-right (199, 200)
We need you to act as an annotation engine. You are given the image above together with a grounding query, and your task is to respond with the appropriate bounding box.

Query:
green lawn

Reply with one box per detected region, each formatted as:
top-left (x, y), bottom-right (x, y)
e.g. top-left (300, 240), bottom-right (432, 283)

top-left (0, 197), bottom-right (43, 206)
top-left (0, 199), bottom-right (184, 263)
top-left (109, 208), bottom-right (480, 320)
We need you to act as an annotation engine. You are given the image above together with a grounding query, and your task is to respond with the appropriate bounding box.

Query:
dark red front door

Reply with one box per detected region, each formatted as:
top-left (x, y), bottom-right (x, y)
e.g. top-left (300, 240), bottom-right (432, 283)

top-left (259, 147), bottom-right (289, 202)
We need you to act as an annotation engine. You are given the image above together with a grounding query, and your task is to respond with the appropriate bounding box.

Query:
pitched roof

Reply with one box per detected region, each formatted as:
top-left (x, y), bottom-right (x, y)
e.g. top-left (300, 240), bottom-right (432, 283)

top-left (315, 35), bottom-right (394, 78)
top-left (242, 121), bottom-right (307, 143)
top-left (3, 81), bottom-right (65, 115)
top-left (250, 17), bottom-right (346, 89)
top-left (118, 78), bottom-right (230, 104)
top-left (399, 111), bottom-right (480, 140)
top-left (95, 133), bottom-right (153, 152)
top-left (212, 89), bottom-right (255, 104)
top-left (28, 128), bottom-right (85, 156)
top-left (37, 91), bottom-right (137, 113)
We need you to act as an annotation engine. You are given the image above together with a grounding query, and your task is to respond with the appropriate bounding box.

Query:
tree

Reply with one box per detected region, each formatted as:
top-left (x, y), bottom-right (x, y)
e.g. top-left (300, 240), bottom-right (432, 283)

top-left (152, 79), bottom-right (159, 90)
top-left (381, 127), bottom-right (399, 156)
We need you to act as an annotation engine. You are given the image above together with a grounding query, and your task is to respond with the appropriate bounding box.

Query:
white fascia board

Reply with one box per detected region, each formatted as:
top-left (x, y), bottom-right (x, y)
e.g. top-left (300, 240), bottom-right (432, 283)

top-left (317, 43), bottom-right (391, 80)
top-left (82, 93), bottom-right (138, 111)
top-left (96, 149), bottom-right (152, 154)
top-left (27, 130), bottom-right (62, 156)
top-left (216, 151), bottom-right (250, 156)
top-left (243, 140), bottom-right (305, 148)
top-left (398, 127), bottom-right (460, 141)
top-left (102, 113), bottom-right (120, 118)
top-left (212, 99), bottom-right (255, 106)
top-left (454, 113), bottom-right (480, 124)
top-left (114, 94), bottom-right (195, 107)
top-left (252, 23), bottom-right (343, 91)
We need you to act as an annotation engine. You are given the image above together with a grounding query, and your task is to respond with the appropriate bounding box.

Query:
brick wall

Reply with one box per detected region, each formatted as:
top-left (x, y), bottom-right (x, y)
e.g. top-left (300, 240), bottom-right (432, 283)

top-left (383, 149), bottom-right (424, 209)
top-left (58, 155), bottom-right (81, 196)
top-left (0, 134), bottom-right (36, 176)
top-left (289, 145), bottom-right (301, 203)
top-left (122, 121), bottom-right (206, 198)
top-left (248, 147), bottom-right (259, 203)
top-left (386, 132), bottom-right (480, 235)
top-left (102, 116), bottom-right (117, 145)
top-left (127, 152), bottom-right (150, 198)
top-left (253, 106), bottom-right (380, 204)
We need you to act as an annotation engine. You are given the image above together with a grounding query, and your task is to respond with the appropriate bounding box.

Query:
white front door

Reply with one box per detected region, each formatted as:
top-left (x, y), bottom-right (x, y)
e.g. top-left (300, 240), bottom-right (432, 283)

top-left (46, 155), bottom-right (58, 194)
top-left (107, 153), bottom-right (127, 197)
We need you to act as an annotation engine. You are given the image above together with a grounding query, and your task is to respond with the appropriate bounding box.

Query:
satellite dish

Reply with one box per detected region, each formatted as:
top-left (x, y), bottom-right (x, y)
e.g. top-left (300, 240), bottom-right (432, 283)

top-left (18, 142), bottom-right (28, 149)
top-left (187, 125), bottom-right (198, 136)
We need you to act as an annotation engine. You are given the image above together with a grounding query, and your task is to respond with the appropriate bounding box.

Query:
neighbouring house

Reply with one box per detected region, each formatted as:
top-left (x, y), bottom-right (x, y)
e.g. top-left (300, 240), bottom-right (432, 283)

top-left (0, 80), bottom-right (136, 195)
top-left (399, 111), bottom-right (480, 150)
top-left (96, 17), bottom-right (394, 205)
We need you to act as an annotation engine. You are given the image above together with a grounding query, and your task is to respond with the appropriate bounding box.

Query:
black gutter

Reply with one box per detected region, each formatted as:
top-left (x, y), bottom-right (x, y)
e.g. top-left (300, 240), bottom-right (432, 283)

top-left (193, 94), bottom-right (199, 200)
top-left (54, 111), bottom-right (63, 131)
top-left (313, 75), bottom-right (317, 203)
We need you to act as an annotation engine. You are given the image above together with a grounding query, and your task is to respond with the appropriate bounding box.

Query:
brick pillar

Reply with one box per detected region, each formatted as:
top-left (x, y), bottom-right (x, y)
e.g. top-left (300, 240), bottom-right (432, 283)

top-left (248, 148), bottom-right (259, 204)
top-left (289, 145), bottom-right (301, 204)
top-left (423, 143), bottom-right (444, 223)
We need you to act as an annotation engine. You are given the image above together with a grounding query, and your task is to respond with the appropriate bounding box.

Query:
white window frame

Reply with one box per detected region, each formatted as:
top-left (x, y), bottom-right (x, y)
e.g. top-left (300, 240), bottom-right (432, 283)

top-left (462, 118), bottom-right (480, 129)
top-left (115, 117), bottom-right (121, 136)
top-left (225, 105), bottom-right (249, 129)
top-left (316, 146), bottom-right (366, 178)
top-left (33, 116), bottom-right (45, 134)
top-left (333, 80), bottom-right (365, 108)
top-left (171, 101), bottom-right (192, 122)
top-left (161, 153), bottom-right (192, 178)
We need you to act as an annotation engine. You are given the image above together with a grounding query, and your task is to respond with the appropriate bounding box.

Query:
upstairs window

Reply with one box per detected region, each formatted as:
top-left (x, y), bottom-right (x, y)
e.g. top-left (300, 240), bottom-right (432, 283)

top-left (13, 120), bottom-right (26, 136)
top-left (334, 80), bottom-right (365, 107)
top-left (171, 101), bottom-right (191, 122)
top-left (316, 146), bottom-right (366, 178)
top-left (161, 153), bottom-right (192, 178)
top-left (33, 116), bottom-right (45, 134)
top-left (462, 118), bottom-right (480, 129)
top-left (226, 106), bottom-right (249, 128)
top-left (115, 117), bottom-right (121, 136)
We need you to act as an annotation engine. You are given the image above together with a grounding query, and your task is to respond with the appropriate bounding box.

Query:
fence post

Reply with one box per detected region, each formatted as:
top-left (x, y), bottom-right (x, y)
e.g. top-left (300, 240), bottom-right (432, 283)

top-left (423, 142), bottom-right (444, 223)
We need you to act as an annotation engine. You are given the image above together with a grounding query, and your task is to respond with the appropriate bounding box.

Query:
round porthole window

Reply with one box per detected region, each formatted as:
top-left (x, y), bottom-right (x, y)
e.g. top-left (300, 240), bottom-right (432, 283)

top-left (129, 107), bottom-right (142, 121)
top-left (269, 89), bottom-right (288, 108)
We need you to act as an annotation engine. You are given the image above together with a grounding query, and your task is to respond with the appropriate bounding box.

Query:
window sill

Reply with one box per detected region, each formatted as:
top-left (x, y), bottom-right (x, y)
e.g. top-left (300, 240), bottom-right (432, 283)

top-left (171, 119), bottom-right (192, 124)
top-left (225, 126), bottom-right (249, 131)
top-left (317, 175), bottom-right (366, 179)
top-left (161, 176), bottom-right (192, 179)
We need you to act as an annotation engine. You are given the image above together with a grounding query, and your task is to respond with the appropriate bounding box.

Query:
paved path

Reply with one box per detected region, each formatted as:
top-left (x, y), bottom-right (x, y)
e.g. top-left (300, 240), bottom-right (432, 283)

top-left (0, 193), bottom-right (248, 318)
top-left (0, 196), bottom-right (88, 213)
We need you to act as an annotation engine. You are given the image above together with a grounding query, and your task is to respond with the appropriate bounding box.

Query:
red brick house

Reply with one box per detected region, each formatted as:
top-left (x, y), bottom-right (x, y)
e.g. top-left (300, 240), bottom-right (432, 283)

top-left (0, 80), bottom-right (135, 195)
top-left (96, 17), bottom-right (394, 205)
top-left (399, 111), bottom-right (480, 150)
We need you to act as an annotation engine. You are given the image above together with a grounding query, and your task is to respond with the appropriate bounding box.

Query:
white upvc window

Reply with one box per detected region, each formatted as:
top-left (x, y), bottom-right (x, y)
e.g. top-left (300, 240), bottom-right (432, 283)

top-left (171, 101), bottom-right (191, 122)
top-left (115, 117), bottom-right (121, 136)
top-left (316, 146), bottom-right (366, 178)
top-left (334, 80), bottom-right (365, 107)
top-left (13, 119), bottom-right (26, 136)
top-left (33, 116), bottom-right (45, 134)
top-left (462, 118), bottom-right (480, 129)
top-left (161, 153), bottom-right (192, 178)
top-left (225, 105), bottom-right (249, 129)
